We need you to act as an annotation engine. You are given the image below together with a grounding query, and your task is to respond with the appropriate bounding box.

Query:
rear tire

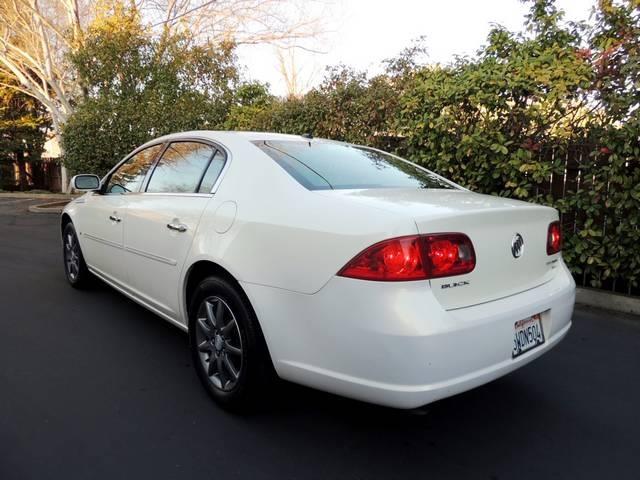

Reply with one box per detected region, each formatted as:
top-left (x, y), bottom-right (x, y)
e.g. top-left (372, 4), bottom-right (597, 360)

top-left (189, 276), bottom-right (274, 412)
top-left (62, 223), bottom-right (91, 289)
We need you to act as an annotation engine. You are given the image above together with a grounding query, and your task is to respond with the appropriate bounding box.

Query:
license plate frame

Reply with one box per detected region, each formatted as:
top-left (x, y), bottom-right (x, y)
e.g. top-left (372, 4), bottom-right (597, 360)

top-left (512, 313), bottom-right (546, 358)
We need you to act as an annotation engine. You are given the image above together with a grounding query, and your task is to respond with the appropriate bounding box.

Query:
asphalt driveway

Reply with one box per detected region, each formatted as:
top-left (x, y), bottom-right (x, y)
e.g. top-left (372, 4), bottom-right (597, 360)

top-left (1, 201), bottom-right (638, 479)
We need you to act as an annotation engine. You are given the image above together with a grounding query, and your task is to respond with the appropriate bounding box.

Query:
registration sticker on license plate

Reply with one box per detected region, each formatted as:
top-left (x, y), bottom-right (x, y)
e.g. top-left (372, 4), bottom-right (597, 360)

top-left (512, 313), bottom-right (546, 358)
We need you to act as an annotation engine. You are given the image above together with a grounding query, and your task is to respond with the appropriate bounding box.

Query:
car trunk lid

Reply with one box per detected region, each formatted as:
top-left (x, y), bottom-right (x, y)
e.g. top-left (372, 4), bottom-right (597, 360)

top-left (318, 188), bottom-right (559, 310)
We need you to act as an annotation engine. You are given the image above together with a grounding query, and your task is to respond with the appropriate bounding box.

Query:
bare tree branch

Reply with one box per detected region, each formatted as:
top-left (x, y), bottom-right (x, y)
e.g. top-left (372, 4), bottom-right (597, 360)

top-left (0, 0), bottom-right (87, 190)
top-left (0, 0), bottom-right (326, 192)
top-left (275, 45), bottom-right (321, 97)
top-left (152, 0), bottom-right (218, 27)
top-left (143, 0), bottom-right (326, 48)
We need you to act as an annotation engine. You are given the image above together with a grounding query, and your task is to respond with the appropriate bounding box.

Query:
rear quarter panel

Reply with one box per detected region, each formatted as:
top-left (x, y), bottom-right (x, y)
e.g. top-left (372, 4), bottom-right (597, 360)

top-left (184, 139), bottom-right (417, 296)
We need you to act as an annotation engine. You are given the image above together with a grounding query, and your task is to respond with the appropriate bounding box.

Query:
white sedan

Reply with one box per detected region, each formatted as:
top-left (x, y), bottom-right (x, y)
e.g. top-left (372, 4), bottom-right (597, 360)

top-left (62, 131), bottom-right (575, 410)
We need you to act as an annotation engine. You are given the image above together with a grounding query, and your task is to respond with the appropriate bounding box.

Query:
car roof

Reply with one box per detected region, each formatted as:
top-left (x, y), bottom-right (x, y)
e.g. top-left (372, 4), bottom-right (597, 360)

top-left (148, 130), bottom-right (323, 146)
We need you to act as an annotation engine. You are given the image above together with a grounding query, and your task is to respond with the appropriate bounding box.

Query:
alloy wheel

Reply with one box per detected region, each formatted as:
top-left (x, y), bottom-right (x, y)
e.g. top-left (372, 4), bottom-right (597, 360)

top-left (195, 296), bottom-right (243, 391)
top-left (64, 232), bottom-right (81, 281)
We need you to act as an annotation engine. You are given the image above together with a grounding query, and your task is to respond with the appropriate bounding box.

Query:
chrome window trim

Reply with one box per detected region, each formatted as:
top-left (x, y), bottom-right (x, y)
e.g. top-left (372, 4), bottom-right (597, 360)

top-left (206, 145), bottom-right (231, 195)
top-left (140, 141), bottom-right (171, 193)
top-left (98, 134), bottom-right (232, 197)
top-left (154, 135), bottom-right (232, 195)
top-left (100, 141), bottom-right (167, 195)
top-left (144, 137), bottom-right (231, 196)
top-left (143, 140), bottom-right (216, 194)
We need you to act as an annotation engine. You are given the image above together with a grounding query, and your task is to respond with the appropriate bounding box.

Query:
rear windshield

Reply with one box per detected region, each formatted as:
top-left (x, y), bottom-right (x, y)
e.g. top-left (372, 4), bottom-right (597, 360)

top-left (253, 140), bottom-right (453, 191)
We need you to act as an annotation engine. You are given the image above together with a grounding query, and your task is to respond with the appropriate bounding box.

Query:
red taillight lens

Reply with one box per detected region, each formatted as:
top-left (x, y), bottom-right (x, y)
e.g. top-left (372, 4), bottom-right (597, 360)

top-left (547, 221), bottom-right (562, 255)
top-left (424, 234), bottom-right (476, 278)
top-left (338, 233), bottom-right (475, 281)
top-left (337, 236), bottom-right (425, 281)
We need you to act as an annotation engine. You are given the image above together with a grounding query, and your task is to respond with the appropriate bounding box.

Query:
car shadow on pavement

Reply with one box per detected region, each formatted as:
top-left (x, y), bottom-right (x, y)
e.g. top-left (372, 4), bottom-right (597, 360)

top-left (67, 276), bottom-right (612, 480)
top-left (87, 274), bottom-right (554, 431)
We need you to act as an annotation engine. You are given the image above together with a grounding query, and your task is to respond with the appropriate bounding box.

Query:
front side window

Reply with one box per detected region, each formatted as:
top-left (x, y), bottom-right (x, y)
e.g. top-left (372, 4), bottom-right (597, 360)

top-left (106, 144), bottom-right (163, 194)
top-left (254, 140), bottom-right (454, 191)
top-left (146, 142), bottom-right (216, 194)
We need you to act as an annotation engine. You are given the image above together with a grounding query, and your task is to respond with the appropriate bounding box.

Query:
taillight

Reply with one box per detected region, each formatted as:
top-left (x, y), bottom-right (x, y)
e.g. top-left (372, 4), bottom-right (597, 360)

top-left (547, 221), bottom-right (562, 255)
top-left (336, 236), bottom-right (425, 281)
top-left (424, 234), bottom-right (476, 278)
top-left (338, 233), bottom-right (475, 281)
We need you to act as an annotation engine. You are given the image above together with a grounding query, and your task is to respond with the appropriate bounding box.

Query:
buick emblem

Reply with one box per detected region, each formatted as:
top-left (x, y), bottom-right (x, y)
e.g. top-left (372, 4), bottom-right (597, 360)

top-left (511, 233), bottom-right (524, 258)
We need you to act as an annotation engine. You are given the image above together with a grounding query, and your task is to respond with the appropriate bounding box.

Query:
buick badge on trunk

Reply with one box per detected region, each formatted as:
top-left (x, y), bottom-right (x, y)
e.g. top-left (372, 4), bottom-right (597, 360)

top-left (511, 233), bottom-right (524, 258)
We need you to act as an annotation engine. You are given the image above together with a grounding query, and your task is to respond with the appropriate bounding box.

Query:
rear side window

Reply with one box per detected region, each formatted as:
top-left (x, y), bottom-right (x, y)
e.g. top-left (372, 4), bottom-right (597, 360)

top-left (106, 144), bottom-right (163, 194)
top-left (254, 140), bottom-right (453, 191)
top-left (198, 150), bottom-right (226, 193)
top-left (146, 142), bottom-right (216, 193)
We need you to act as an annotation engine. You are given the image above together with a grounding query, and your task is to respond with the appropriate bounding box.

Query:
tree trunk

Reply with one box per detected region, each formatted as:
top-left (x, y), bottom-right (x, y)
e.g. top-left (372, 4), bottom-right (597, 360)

top-left (16, 150), bottom-right (28, 191)
top-left (60, 162), bottom-right (69, 193)
top-left (51, 125), bottom-right (68, 193)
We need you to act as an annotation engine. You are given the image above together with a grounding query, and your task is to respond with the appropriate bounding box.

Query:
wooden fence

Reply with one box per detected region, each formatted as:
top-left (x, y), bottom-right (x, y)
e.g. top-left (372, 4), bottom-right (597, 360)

top-left (0, 159), bottom-right (62, 192)
top-left (534, 144), bottom-right (639, 297)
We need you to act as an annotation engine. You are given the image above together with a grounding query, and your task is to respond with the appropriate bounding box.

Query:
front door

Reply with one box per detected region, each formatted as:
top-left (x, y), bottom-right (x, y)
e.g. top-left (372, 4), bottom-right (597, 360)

top-left (76, 143), bottom-right (164, 284)
top-left (76, 193), bottom-right (127, 281)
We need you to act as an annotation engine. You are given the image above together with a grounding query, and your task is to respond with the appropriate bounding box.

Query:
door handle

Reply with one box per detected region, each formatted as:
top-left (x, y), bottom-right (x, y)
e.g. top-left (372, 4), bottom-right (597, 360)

top-left (109, 215), bottom-right (121, 223)
top-left (167, 222), bottom-right (188, 232)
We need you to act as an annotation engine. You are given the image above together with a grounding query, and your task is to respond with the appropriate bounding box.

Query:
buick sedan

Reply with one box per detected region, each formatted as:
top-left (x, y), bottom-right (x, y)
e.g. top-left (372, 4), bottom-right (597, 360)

top-left (62, 131), bottom-right (575, 410)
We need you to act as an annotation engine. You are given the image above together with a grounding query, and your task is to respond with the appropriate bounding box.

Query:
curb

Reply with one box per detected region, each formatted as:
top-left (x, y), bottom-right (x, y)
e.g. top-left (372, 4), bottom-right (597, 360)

top-left (575, 287), bottom-right (640, 317)
top-left (0, 192), bottom-right (74, 200)
top-left (28, 200), bottom-right (70, 214)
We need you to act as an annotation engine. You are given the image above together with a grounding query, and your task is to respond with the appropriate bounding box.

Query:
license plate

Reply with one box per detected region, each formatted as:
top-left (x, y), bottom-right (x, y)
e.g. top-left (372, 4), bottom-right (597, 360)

top-left (512, 313), bottom-right (545, 358)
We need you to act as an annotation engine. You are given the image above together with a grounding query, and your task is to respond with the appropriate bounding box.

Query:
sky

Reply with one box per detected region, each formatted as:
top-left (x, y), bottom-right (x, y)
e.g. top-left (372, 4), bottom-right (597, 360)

top-left (236, 0), bottom-right (597, 97)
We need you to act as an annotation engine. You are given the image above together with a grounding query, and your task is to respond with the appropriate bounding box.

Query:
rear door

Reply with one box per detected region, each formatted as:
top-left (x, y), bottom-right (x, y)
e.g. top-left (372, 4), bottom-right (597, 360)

top-left (123, 141), bottom-right (227, 318)
top-left (77, 144), bottom-right (163, 283)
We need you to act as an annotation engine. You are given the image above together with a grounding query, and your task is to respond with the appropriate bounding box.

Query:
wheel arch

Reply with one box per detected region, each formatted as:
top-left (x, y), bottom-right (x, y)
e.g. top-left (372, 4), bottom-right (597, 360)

top-left (182, 259), bottom-right (276, 371)
top-left (183, 260), bottom-right (241, 316)
top-left (61, 212), bottom-right (72, 235)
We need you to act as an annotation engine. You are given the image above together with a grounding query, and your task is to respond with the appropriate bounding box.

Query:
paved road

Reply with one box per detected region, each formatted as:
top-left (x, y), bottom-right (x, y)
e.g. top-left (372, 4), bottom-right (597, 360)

top-left (0, 197), bottom-right (42, 215)
top-left (1, 204), bottom-right (639, 480)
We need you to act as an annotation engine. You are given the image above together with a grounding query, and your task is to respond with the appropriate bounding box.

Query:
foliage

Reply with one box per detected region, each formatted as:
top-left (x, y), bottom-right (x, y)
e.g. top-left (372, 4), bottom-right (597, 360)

top-left (397, 1), bottom-right (594, 196)
top-left (62, 0), bottom-right (640, 293)
top-left (558, 0), bottom-right (640, 289)
top-left (225, 65), bottom-right (401, 151)
top-left (225, 0), bottom-right (639, 292)
top-left (394, 0), bottom-right (639, 290)
top-left (0, 75), bottom-right (49, 190)
top-left (62, 3), bottom-right (239, 175)
top-left (223, 82), bottom-right (276, 131)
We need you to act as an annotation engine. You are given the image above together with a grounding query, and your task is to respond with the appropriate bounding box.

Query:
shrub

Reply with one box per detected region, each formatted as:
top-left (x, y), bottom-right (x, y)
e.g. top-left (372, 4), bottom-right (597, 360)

top-left (62, 4), bottom-right (239, 176)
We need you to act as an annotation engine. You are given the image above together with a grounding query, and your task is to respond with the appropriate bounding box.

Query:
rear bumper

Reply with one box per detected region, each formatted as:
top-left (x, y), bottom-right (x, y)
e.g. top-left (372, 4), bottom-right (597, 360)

top-left (242, 261), bottom-right (575, 409)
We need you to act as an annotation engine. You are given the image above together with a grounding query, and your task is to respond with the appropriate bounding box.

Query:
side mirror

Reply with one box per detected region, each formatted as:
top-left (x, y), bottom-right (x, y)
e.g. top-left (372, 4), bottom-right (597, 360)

top-left (71, 174), bottom-right (101, 191)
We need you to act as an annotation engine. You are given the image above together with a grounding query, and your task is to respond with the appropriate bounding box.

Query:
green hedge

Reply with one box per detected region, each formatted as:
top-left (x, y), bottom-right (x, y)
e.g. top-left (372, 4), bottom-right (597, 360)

top-left (63, 0), bottom-right (640, 295)
top-left (223, 0), bottom-right (640, 294)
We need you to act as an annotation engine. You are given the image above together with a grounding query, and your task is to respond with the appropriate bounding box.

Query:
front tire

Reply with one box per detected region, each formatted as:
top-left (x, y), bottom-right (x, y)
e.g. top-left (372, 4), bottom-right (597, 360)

top-left (62, 222), bottom-right (91, 289)
top-left (189, 276), bottom-right (274, 411)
